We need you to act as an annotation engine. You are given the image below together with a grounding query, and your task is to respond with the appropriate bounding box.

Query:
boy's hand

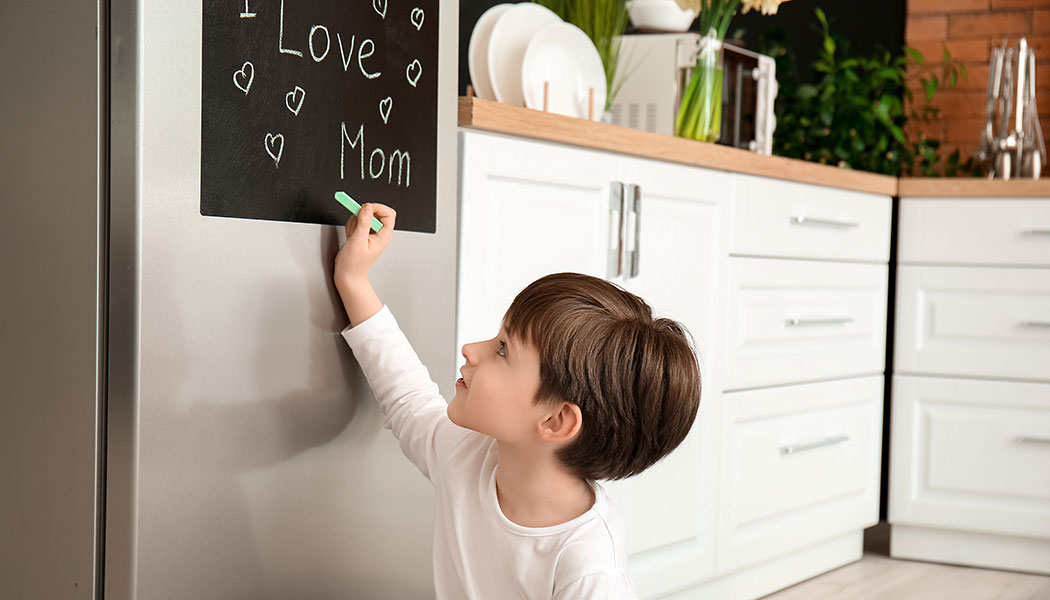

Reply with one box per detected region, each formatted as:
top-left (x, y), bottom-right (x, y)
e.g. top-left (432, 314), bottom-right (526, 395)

top-left (334, 202), bottom-right (396, 293)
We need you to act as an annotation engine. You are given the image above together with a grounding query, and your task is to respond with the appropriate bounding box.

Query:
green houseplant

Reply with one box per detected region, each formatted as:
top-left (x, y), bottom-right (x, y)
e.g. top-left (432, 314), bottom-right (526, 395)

top-left (763, 8), bottom-right (968, 176)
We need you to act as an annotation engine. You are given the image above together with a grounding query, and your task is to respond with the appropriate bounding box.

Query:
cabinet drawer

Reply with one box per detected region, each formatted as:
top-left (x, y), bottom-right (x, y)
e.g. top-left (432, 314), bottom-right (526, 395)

top-left (899, 198), bottom-right (1050, 267)
top-left (889, 376), bottom-right (1050, 540)
top-left (894, 266), bottom-right (1050, 382)
top-left (719, 376), bottom-right (883, 573)
top-left (726, 257), bottom-right (888, 390)
top-left (732, 174), bottom-right (891, 262)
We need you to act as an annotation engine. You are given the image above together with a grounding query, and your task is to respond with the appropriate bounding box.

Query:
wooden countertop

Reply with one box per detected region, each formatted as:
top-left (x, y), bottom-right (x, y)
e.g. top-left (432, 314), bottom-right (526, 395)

top-left (898, 178), bottom-right (1050, 198)
top-left (459, 97), bottom-right (1050, 199)
top-left (458, 96), bottom-right (899, 197)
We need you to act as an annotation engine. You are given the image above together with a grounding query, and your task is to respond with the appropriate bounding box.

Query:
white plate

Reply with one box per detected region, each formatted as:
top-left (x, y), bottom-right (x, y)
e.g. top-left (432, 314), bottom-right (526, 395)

top-left (467, 3), bottom-right (512, 100)
top-left (521, 22), bottom-right (607, 120)
top-left (487, 3), bottom-right (562, 107)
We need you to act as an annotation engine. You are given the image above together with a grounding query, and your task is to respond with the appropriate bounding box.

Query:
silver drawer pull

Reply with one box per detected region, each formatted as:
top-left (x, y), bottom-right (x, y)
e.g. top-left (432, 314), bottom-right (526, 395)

top-left (1020, 321), bottom-right (1050, 328)
top-left (780, 435), bottom-right (850, 455)
top-left (786, 317), bottom-right (854, 327)
top-left (1016, 436), bottom-right (1050, 444)
top-left (1021, 229), bottom-right (1050, 236)
top-left (789, 215), bottom-right (859, 230)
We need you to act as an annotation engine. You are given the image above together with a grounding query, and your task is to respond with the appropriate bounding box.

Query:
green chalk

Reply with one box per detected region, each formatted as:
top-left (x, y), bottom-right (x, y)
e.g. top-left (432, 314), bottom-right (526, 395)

top-left (334, 191), bottom-right (384, 233)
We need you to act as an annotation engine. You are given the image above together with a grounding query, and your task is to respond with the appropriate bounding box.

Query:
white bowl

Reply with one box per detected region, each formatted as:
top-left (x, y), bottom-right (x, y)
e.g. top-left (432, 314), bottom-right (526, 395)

top-left (626, 0), bottom-right (696, 32)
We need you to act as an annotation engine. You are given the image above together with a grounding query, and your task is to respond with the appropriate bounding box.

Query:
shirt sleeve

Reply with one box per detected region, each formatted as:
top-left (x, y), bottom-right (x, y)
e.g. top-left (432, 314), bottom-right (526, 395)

top-left (553, 571), bottom-right (638, 600)
top-left (341, 305), bottom-right (471, 482)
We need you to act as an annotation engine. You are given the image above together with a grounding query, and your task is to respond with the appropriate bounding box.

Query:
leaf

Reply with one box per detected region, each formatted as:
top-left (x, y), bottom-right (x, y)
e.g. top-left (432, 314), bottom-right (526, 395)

top-left (904, 46), bottom-right (924, 65)
top-left (797, 84), bottom-right (819, 99)
top-left (824, 36), bottom-right (836, 56)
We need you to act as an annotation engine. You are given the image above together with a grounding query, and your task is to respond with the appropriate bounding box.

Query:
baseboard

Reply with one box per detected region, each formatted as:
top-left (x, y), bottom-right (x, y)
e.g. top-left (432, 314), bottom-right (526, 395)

top-left (890, 524), bottom-right (1050, 576)
top-left (657, 531), bottom-right (864, 600)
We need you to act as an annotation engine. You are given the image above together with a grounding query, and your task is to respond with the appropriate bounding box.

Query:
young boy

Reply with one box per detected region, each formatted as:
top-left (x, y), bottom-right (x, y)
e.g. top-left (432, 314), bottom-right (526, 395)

top-left (334, 203), bottom-right (702, 599)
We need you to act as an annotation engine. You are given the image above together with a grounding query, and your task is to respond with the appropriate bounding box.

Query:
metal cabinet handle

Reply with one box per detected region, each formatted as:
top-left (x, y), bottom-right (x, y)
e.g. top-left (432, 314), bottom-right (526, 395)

top-left (1016, 436), bottom-right (1050, 444)
top-left (1020, 321), bottom-right (1050, 328)
top-left (1022, 229), bottom-right (1050, 235)
top-left (789, 215), bottom-right (859, 230)
top-left (786, 317), bottom-right (855, 327)
top-left (627, 184), bottom-right (642, 279)
top-left (780, 434), bottom-right (850, 455)
top-left (607, 182), bottom-right (626, 279)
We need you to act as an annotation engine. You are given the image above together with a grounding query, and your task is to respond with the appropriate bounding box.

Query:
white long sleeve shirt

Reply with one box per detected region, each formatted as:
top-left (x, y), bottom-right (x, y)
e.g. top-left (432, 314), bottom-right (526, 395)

top-left (341, 306), bottom-right (637, 600)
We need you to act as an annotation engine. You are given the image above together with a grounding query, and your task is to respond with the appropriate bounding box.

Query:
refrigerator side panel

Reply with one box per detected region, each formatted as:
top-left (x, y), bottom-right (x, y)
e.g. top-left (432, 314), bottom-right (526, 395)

top-left (106, 0), bottom-right (460, 598)
top-left (0, 0), bottom-right (102, 597)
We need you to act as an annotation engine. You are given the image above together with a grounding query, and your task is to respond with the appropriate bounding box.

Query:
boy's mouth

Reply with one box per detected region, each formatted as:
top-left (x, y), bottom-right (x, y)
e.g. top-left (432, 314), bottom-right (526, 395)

top-left (456, 377), bottom-right (467, 389)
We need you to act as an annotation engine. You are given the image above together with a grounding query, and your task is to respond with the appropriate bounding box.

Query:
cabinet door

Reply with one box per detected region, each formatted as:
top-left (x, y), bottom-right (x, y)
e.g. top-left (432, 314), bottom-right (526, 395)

top-left (457, 131), bottom-right (615, 367)
top-left (719, 376), bottom-right (883, 574)
top-left (602, 156), bottom-right (730, 597)
top-left (894, 265), bottom-right (1050, 382)
top-left (889, 375), bottom-right (1050, 541)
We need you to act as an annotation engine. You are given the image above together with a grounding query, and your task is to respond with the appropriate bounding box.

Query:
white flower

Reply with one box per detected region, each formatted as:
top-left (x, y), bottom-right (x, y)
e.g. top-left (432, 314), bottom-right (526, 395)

top-left (740, 0), bottom-right (790, 16)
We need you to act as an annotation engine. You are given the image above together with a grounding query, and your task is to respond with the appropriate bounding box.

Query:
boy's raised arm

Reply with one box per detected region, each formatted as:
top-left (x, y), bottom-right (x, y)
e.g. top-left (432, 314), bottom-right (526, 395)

top-left (333, 202), bottom-right (395, 326)
top-left (333, 202), bottom-right (470, 481)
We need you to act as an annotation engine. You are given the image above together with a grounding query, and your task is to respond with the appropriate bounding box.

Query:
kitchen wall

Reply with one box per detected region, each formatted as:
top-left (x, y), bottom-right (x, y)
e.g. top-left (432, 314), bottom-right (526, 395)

top-left (905, 0), bottom-right (1050, 164)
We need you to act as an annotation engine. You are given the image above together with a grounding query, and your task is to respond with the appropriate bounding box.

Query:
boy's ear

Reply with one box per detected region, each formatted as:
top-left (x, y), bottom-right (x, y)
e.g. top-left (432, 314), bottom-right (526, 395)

top-left (537, 402), bottom-right (582, 444)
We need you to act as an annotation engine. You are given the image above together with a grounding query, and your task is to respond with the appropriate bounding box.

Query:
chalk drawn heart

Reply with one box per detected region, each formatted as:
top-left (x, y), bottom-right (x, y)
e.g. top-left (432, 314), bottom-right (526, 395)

top-left (373, 0), bottom-right (387, 19)
top-left (410, 8), bottom-right (424, 30)
top-left (233, 61), bottom-right (254, 94)
top-left (406, 59), bottom-right (422, 87)
top-left (379, 97), bottom-right (393, 124)
top-left (265, 133), bottom-right (284, 167)
top-left (285, 86), bottom-right (305, 116)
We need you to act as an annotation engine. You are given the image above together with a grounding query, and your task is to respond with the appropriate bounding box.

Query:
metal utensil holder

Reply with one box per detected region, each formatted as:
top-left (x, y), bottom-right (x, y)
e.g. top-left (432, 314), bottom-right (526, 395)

top-left (975, 38), bottom-right (1046, 179)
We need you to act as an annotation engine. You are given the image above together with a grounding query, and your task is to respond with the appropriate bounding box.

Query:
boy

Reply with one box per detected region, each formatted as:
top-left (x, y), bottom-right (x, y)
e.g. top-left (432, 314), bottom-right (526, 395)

top-left (334, 203), bottom-right (702, 599)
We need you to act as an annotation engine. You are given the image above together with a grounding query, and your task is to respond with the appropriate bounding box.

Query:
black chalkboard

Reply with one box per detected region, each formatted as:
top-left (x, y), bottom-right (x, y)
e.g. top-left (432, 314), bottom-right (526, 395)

top-left (201, 0), bottom-right (439, 233)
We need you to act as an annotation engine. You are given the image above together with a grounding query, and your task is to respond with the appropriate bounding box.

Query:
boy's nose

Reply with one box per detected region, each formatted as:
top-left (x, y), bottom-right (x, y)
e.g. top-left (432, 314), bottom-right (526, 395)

top-left (461, 342), bottom-right (479, 365)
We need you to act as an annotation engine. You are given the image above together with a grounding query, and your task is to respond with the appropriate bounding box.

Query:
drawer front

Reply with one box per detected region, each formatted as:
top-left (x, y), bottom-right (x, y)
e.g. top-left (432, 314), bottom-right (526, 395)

top-left (726, 257), bottom-right (888, 390)
top-left (732, 174), bottom-right (892, 262)
top-left (889, 376), bottom-right (1050, 540)
top-left (899, 198), bottom-right (1050, 267)
top-left (894, 265), bottom-right (1050, 382)
top-left (718, 376), bottom-right (883, 573)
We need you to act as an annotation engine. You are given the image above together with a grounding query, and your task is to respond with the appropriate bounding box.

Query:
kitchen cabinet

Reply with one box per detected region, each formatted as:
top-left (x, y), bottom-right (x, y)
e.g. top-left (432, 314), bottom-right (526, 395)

top-left (456, 128), bottom-right (891, 600)
top-left (889, 197), bottom-right (1050, 575)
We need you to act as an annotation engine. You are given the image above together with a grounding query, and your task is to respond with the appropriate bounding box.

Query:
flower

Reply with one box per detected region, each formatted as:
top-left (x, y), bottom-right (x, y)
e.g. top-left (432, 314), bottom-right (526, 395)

top-left (741, 0), bottom-right (790, 16)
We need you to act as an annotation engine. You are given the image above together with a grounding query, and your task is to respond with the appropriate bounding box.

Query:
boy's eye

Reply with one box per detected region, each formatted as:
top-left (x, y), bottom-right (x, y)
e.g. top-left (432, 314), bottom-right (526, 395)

top-left (497, 340), bottom-right (507, 357)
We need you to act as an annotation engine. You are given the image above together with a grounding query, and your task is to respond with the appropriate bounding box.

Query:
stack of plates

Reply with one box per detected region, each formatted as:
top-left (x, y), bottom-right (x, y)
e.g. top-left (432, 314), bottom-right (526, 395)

top-left (468, 3), bottom-right (607, 120)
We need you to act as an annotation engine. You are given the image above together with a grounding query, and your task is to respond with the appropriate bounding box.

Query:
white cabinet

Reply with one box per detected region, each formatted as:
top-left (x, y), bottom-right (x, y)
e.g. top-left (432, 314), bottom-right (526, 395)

top-left (725, 258), bottom-right (888, 390)
top-left (719, 376), bottom-right (883, 573)
top-left (894, 265), bottom-right (1050, 382)
top-left (457, 129), bottom-right (892, 600)
top-left (700, 178), bottom-right (891, 599)
top-left (890, 197), bottom-right (1050, 576)
top-left (732, 175), bottom-right (892, 263)
top-left (603, 156), bottom-right (730, 597)
top-left (457, 132), bottom-right (615, 346)
top-left (457, 131), bottom-right (728, 598)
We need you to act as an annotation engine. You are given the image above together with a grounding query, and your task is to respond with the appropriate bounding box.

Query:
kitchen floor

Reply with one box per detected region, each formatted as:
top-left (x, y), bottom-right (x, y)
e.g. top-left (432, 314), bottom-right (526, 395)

top-left (761, 522), bottom-right (1050, 599)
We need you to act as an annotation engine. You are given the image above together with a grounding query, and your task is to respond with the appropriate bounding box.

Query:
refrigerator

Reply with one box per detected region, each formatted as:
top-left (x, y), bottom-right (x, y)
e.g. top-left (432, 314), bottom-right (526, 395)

top-left (1, 0), bottom-right (460, 598)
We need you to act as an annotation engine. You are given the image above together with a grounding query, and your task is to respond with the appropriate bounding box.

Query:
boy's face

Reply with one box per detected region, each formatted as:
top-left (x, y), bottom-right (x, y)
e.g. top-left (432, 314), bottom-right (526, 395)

top-left (449, 325), bottom-right (549, 443)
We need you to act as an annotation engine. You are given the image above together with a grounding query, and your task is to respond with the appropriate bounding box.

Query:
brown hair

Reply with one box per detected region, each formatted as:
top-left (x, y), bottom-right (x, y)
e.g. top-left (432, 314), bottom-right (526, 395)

top-left (502, 272), bottom-right (701, 481)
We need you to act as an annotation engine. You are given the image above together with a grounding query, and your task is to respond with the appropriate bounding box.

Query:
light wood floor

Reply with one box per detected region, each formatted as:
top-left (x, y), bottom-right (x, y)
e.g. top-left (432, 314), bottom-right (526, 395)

top-left (761, 522), bottom-right (1050, 600)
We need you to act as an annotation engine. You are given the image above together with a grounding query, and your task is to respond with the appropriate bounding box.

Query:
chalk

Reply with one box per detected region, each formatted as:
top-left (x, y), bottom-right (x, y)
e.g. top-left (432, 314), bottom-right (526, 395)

top-left (335, 191), bottom-right (384, 233)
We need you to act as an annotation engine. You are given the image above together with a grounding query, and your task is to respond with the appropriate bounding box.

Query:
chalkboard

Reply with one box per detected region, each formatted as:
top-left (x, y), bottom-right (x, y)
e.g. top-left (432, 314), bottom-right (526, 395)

top-left (201, 0), bottom-right (439, 233)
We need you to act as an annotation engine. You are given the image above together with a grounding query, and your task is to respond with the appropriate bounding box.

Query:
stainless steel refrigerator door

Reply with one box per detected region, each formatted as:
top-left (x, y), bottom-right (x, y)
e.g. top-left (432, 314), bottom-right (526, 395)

top-left (106, 1), bottom-right (459, 598)
top-left (0, 0), bottom-right (103, 597)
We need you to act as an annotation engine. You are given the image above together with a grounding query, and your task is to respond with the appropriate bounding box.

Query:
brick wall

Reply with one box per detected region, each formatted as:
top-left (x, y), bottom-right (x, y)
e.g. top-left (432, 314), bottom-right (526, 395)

top-left (905, 0), bottom-right (1050, 168)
